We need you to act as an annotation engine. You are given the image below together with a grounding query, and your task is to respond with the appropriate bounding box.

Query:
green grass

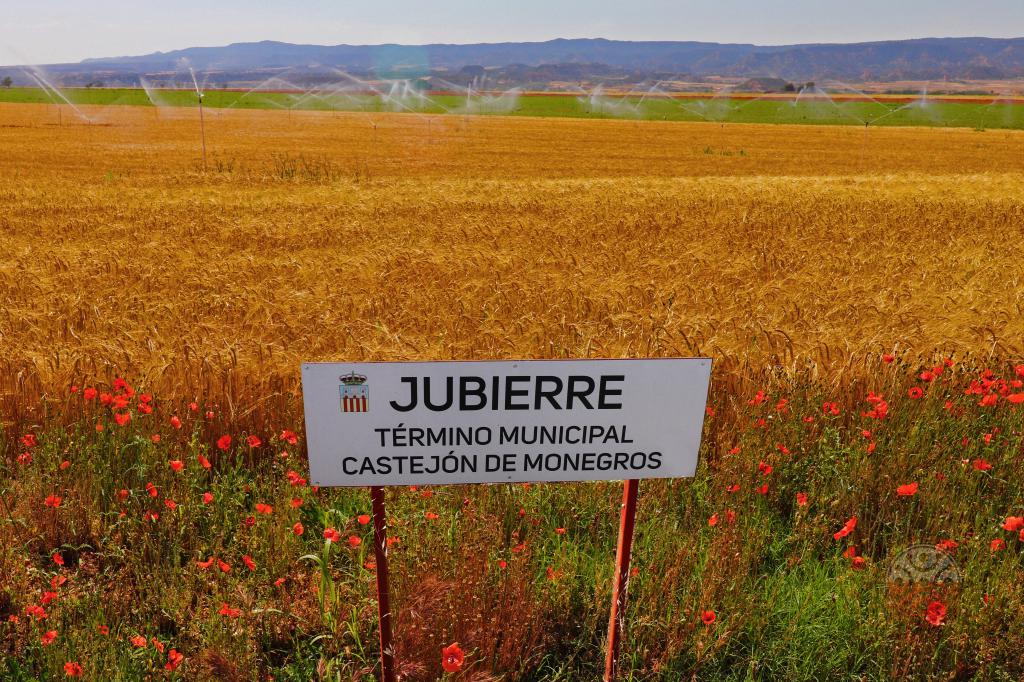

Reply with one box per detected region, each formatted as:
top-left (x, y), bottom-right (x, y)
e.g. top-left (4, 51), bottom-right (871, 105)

top-left (1, 86), bottom-right (1022, 130)
top-left (3, 359), bottom-right (1024, 679)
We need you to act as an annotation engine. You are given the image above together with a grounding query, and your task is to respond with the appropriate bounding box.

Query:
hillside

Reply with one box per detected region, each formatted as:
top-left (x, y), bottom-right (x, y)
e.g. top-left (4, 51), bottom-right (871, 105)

top-left (8, 36), bottom-right (1024, 83)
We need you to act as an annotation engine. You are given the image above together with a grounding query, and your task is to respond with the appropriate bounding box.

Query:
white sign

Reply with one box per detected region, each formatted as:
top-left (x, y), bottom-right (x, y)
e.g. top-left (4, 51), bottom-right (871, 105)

top-left (301, 359), bottom-right (711, 487)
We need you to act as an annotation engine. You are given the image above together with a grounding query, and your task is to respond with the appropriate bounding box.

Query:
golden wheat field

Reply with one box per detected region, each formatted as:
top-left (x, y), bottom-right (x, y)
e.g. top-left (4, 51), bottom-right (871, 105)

top-left (5, 101), bottom-right (1024, 680)
top-left (1, 101), bottom-right (1023, 413)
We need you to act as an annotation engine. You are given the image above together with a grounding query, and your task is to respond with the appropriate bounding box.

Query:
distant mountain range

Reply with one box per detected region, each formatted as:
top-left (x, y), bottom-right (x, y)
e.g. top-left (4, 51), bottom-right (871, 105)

top-left (5, 37), bottom-right (1024, 87)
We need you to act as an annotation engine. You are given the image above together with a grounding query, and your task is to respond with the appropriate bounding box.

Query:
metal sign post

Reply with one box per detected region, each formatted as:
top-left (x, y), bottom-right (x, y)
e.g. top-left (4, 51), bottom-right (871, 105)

top-left (370, 485), bottom-right (397, 682)
top-left (604, 478), bottom-right (639, 681)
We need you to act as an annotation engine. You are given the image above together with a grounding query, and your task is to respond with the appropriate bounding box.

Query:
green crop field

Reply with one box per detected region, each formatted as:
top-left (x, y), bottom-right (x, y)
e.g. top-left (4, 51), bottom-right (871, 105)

top-left (1, 85), bottom-right (1022, 129)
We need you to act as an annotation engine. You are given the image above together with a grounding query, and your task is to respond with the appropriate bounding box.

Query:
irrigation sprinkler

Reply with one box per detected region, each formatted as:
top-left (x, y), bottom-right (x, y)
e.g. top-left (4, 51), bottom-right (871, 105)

top-left (188, 67), bottom-right (208, 171)
top-left (198, 91), bottom-right (207, 170)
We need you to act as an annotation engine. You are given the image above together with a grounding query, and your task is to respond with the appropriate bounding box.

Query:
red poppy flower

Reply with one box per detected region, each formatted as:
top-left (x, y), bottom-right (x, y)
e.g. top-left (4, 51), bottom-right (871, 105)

top-left (833, 516), bottom-right (857, 540)
top-left (41, 591), bottom-right (58, 605)
top-left (255, 503), bottom-right (273, 515)
top-left (348, 535), bottom-right (362, 548)
top-left (708, 513), bottom-right (719, 527)
top-left (907, 387), bottom-right (923, 400)
top-left (701, 610), bottom-right (716, 625)
top-left (425, 511), bottom-right (439, 520)
top-left (145, 482), bottom-right (158, 498)
top-left (323, 528), bottom-right (341, 543)
top-left (196, 556), bottom-right (214, 569)
top-left (25, 605), bottom-right (47, 619)
top-left (216, 435), bottom-right (231, 451)
top-left (851, 556), bottom-right (866, 570)
top-left (130, 635), bottom-right (147, 647)
top-left (991, 538), bottom-right (1006, 552)
top-left (83, 387), bottom-right (97, 401)
top-left (936, 539), bottom-right (958, 552)
top-left (97, 624), bottom-right (109, 635)
top-left (292, 522), bottom-right (304, 536)
top-left (972, 459), bottom-right (993, 471)
top-left (20, 434), bottom-right (38, 448)
top-left (796, 492), bottom-right (808, 506)
top-left (44, 494), bottom-right (62, 509)
top-left (151, 638), bottom-right (164, 653)
top-left (165, 649), bottom-right (184, 671)
top-left (51, 575), bottom-right (67, 589)
top-left (726, 483), bottom-right (740, 493)
top-left (41, 630), bottom-right (58, 645)
top-left (52, 552), bottom-right (64, 566)
top-left (441, 642), bottom-right (465, 673)
top-left (1003, 516), bottom-right (1024, 532)
top-left (202, 492), bottom-right (214, 504)
top-left (925, 600), bottom-right (946, 626)
top-left (357, 514), bottom-right (371, 525)
top-left (219, 603), bottom-right (241, 618)
top-left (280, 429), bottom-right (298, 445)
top-left (498, 559), bottom-right (507, 569)
top-left (164, 499), bottom-right (177, 510)
top-left (243, 554), bottom-right (256, 571)
top-left (246, 435), bottom-right (262, 448)
top-left (274, 577), bottom-right (287, 587)
top-left (555, 527), bottom-right (566, 535)
top-left (63, 662), bottom-right (83, 677)
top-left (117, 489), bottom-right (129, 502)
top-left (1008, 393), bottom-right (1024, 404)
top-left (896, 482), bottom-right (919, 497)
top-left (197, 453), bottom-right (211, 469)
top-left (290, 497), bottom-right (303, 508)
top-left (169, 460), bottom-right (184, 472)
top-left (882, 354), bottom-right (895, 363)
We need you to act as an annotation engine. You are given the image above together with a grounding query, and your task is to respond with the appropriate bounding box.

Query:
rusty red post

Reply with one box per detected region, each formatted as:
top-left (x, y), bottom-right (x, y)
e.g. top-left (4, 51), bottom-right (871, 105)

top-left (370, 486), bottom-right (397, 682)
top-left (604, 478), bottom-right (640, 682)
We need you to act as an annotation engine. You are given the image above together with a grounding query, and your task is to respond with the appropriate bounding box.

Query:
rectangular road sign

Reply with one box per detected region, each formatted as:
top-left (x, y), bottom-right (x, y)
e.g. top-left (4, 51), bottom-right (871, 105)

top-left (301, 358), bottom-right (711, 487)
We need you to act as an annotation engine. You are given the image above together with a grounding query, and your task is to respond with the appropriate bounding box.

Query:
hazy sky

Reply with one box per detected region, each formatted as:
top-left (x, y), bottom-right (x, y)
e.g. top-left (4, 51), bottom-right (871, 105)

top-left (2, 0), bottom-right (1023, 65)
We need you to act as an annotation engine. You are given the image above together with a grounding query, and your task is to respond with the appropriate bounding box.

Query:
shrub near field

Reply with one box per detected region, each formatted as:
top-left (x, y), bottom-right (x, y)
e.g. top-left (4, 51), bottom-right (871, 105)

top-left (1, 103), bottom-right (1024, 680)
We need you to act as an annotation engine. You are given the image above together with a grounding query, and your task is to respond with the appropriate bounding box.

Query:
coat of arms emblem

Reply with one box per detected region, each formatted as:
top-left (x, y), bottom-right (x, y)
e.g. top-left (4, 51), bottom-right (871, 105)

top-left (340, 372), bottom-right (368, 413)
